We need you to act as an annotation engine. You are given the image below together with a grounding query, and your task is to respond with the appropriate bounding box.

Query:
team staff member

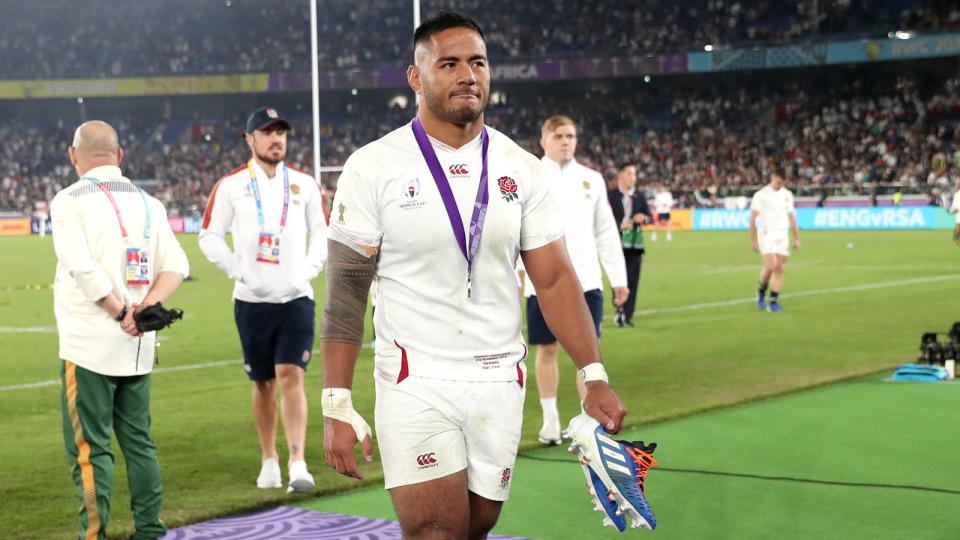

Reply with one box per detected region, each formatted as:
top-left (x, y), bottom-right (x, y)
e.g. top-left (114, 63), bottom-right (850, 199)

top-left (750, 165), bottom-right (800, 312)
top-left (320, 12), bottom-right (628, 539)
top-left (607, 164), bottom-right (653, 327)
top-left (199, 107), bottom-right (328, 493)
top-left (519, 115), bottom-right (627, 445)
top-left (53, 121), bottom-right (189, 540)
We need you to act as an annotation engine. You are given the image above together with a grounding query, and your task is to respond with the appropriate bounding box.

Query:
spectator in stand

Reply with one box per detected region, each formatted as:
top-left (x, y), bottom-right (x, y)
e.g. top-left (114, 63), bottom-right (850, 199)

top-left (1, 0), bottom-right (956, 78)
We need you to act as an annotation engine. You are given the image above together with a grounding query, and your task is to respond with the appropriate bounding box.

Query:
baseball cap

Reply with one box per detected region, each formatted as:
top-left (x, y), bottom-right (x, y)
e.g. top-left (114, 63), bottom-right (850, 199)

top-left (245, 107), bottom-right (292, 134)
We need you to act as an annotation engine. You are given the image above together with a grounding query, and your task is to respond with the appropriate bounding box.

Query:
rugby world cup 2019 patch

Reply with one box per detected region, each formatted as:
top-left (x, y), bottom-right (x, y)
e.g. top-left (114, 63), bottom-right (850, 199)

top-left (399, 178), bottom-right (427, 210)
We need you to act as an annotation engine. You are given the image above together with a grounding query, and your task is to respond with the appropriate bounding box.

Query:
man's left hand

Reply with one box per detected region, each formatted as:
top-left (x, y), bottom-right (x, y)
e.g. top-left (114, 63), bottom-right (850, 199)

top-left (582, 381), bottom-right (627, 434)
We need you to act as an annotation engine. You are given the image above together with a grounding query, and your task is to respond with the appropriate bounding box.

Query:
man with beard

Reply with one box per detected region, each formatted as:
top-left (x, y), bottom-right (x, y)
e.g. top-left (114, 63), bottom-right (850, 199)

top-left (320, 11), bottom-right (637, 538)
top-left (199, 107), bottom-right (328, 493)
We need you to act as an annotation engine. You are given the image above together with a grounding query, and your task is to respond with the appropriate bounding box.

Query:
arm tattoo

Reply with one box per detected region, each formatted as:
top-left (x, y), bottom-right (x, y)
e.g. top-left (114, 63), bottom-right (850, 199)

top-left (320, 239), bottom-right (376, 346)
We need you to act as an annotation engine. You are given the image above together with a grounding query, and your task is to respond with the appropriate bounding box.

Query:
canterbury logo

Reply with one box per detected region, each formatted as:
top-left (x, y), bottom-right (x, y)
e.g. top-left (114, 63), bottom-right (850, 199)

top-left (417, 453), bottom-right (437, 466)
top-left (449, 164), bottom-right (469, 175)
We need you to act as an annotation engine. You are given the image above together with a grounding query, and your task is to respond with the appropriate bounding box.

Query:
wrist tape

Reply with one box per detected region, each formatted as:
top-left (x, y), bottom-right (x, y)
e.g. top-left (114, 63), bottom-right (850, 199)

top-left (579, 362), bottom-right (609, 383)
top-left (321, 388), bottom-right (372, 442)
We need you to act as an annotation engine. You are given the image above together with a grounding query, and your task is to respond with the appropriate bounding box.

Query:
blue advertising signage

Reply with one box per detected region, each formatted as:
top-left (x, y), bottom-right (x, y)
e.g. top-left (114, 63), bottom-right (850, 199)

top-left (692, 207), bottom-right (941, 230)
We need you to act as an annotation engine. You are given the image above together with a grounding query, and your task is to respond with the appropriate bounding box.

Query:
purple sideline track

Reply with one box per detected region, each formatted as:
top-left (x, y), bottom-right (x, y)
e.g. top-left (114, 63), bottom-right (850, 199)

top-left (160, 506), bottom-right (531, 540)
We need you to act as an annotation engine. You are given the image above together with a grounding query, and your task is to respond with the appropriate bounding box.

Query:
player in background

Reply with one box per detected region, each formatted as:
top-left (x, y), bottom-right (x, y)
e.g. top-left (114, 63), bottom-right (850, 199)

top-left (750, 166), bottom-right (800, 312)
top-left (519, 115), bottom-right (627, 445)
top-left (948, 177), bottom-right (960, 247)
top-left (34, 199), bottom-right (50, 238)
top-left (651, 183), bottom-right (674, 241)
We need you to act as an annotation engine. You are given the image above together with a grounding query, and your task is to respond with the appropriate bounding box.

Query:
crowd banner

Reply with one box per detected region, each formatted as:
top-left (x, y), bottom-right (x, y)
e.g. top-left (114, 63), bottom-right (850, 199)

top-left (827, 33), bottom-right (960, 64)
top-left (0, 74), bottom-right (269, 100)
top-left (689, 32), bottom-right (960, 73)
top-left (692, 207), bottom-right (949, 230)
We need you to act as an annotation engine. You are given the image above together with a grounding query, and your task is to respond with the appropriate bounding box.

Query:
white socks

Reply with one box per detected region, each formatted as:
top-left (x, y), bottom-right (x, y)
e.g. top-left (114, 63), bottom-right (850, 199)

top-left (540, 397), bottom-right (558, 417)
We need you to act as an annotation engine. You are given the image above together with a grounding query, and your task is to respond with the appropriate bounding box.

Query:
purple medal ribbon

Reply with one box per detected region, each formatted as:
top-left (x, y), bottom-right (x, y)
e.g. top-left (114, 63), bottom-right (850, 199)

top-left (411, 117), bottom-right (490, 298)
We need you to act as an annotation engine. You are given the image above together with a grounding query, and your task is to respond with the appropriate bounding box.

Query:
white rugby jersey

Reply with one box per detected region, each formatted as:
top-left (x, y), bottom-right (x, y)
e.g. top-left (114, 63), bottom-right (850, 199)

top-left (951, 190), bottom-right (960, 224)
top-left (654, 190), bottom-right (674, 214)
top-left (331, 122), bottom-right (563, 382)
top-left (522, 157), bottom-right (625, 297)
top-left (750, 185), bottom-right (795, 231)
top-left (51, 165), bottom-right (190, 376)
top-left (199, 160), bottom-right (328, 304)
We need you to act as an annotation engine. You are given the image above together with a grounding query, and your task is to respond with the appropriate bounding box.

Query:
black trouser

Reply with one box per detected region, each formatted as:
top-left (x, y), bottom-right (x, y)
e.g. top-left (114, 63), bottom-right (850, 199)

top-left (618, 249), bottom-right (643, 323)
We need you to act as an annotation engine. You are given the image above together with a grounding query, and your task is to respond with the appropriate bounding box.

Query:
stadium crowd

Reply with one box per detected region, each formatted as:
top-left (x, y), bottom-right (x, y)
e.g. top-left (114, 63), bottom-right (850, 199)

top-left (3, 71), bottom-right (959, 215)
top-left (3, 0), bottom-right (959, 78)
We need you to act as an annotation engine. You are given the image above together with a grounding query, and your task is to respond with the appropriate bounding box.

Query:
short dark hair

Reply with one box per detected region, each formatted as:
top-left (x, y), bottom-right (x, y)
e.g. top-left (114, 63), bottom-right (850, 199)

top-left (772, 165), bottom-right (787, 179)
top-left (618, 163), bottom-right (636, 173)
top-left (413, 11), bottom-right (484, 49)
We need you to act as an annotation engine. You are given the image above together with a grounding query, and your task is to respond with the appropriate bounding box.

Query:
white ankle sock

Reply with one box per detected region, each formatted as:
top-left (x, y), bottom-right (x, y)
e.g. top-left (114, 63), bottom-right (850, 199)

top-left (540, 397), bottom-right (558, 417)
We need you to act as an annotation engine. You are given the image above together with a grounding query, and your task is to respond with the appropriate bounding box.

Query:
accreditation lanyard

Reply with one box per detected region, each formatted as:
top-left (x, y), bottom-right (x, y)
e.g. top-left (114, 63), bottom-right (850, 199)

top-left (81, 176), bottom-right (151, 241)
top-left (247, 160), bottom-right (290, 239)
top-left (410, 117), bottom-right (489, 298)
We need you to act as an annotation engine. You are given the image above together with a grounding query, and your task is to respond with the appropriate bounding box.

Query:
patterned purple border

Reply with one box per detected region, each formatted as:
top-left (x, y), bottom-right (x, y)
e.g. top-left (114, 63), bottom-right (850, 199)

top-left (160, 506), bottom-right (530, 540)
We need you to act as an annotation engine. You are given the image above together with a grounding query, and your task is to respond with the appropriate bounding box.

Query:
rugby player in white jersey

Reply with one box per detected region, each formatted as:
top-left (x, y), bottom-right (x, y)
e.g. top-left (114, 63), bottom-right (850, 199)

top-left (750, 166), bottom-right (801, 312)
top-left (949, 177), bottom-right (960, 247)
top-left (652, 184), bottom-right (674, 241)
top-left (319, 11), bottom-right (636, 538)
top-left (518, 115), bottom-right (628, 446)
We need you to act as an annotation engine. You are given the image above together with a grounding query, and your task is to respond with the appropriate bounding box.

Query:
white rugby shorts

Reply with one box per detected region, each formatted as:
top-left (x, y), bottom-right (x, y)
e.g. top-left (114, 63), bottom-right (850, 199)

top-left (758, 228), bottom-right (790, 256)
top-left (374, 372), bottom-right (526, 501)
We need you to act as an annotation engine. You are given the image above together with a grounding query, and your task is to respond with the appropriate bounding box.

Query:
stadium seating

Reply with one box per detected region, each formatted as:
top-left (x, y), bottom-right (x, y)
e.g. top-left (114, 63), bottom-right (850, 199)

top-left (1, 0), bottom-right (957, 78)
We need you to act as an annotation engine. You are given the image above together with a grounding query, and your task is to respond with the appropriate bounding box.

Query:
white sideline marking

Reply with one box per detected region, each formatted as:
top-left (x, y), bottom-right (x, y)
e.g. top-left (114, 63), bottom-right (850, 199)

top-left (4, 274), bottom-right (957, 393)
top-left (610, 273), bottom-right (960, 319)
top-left (0, 325), bottom-right (57, 333)
top-left (0, 360), bottom-right (241, 392)
top-left (0, 345), bottom-right (371, 393)
top-left (703, 263), bottom-right (957, 274)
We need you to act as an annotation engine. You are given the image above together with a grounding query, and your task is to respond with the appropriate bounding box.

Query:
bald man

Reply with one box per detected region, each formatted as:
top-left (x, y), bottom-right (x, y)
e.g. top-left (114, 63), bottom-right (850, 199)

top-left (52, 121), bottom-right (189, 540)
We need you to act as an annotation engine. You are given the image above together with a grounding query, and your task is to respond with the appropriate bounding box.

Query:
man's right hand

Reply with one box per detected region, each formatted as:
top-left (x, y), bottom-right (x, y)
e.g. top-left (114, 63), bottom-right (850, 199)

top-left (583, 381), bottom-right (627, 434)
top-left (323, 417), bottom-right (373, 480)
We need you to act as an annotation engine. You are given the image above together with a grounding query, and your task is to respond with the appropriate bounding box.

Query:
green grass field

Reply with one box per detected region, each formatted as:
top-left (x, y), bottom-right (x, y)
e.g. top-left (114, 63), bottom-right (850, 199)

top-left (1, 229), bottom-right (958, 539)
top-left (308, 372), bottom-right (960, 539)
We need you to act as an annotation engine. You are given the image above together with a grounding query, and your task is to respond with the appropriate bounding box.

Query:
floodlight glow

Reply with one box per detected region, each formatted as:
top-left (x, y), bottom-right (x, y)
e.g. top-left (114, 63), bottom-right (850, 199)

top-left (704, 44), bottom-right (714, 52)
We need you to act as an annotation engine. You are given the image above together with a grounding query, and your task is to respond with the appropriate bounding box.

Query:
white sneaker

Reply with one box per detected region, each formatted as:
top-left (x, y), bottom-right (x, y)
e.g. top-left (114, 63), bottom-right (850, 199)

top-left (538, 411), bottom-right (563, 445)
top-left (256, 458), bottom-right (282, 489)
top-left (287, 460), bottom-right (315, 493)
